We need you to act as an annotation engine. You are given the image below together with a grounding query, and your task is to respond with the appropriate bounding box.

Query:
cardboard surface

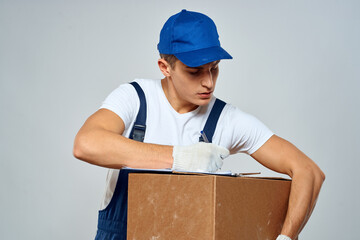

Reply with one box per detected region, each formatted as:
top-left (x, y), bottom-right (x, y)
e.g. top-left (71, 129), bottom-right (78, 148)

top-left (127, 173), bottom-right (292, 240)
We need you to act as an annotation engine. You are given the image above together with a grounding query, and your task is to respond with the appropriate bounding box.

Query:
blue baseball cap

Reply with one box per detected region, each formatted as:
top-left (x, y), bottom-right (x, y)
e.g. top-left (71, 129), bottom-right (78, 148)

top-left (158, 9), bottom-right (233, 67)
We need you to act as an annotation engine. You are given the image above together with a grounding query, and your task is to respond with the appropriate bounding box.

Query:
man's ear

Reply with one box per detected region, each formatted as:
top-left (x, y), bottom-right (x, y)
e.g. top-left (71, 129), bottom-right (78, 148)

top-left (158, 59), bottom-right (172, 77)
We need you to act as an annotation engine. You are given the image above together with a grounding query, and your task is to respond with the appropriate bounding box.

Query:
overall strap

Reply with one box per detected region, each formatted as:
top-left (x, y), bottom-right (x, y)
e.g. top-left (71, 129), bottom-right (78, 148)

top-left (199, 98), bottom-right (226, 143)
top-left (129, 82), bottom-right (147, 142)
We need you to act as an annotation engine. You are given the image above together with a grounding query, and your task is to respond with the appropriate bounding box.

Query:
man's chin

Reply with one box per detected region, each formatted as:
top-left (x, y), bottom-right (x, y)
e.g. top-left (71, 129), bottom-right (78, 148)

top-left (195, 97), bottom-right (212, 106)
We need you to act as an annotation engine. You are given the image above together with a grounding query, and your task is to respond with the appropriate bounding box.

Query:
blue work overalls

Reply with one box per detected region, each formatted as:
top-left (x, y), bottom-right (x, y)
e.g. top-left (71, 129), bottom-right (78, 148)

top-left (95, 82), bottom-right (226, 240)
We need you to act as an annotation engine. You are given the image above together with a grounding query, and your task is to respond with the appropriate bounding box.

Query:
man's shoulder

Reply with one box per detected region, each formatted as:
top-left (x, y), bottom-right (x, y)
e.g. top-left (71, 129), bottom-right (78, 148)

top-left (132, 78), bottom-right (160, 87)
top-left (220, 102), bottom-right (260, 124)
top-left (111, 79), bottom-right (160, 97)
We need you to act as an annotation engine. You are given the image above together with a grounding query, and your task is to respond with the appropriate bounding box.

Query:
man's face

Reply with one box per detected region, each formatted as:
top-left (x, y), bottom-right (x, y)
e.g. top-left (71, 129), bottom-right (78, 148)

top-left (167, 60), bottom-right (220, 109)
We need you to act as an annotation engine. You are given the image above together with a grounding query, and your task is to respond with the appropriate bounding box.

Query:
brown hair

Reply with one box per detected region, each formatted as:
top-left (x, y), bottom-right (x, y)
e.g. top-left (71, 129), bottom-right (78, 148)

top-left (160, 54), bottom-right (178, 69)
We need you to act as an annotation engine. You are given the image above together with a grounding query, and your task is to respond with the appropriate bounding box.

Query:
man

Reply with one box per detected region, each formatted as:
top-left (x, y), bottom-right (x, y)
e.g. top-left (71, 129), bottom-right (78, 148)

top-left (73, 9), bottom-right (325, 240)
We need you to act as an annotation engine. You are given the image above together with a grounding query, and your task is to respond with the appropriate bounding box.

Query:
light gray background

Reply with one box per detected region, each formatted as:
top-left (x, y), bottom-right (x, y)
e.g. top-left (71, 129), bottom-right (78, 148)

top-left (1, 0), bottom-right (359, 239)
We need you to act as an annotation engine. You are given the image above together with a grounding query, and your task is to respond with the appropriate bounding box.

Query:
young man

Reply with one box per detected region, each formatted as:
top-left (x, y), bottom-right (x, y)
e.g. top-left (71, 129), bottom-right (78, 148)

top-left (73, 9), bottom-right (325, 240)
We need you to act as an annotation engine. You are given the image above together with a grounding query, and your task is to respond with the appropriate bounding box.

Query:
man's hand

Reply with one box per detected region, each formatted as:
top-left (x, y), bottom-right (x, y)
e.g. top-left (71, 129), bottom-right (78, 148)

top-left (172, 142), bottom-right (230, 172)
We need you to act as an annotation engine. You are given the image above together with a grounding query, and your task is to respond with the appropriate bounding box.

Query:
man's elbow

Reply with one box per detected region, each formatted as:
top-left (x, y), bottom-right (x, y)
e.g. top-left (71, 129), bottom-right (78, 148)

top-left (309, 163), bottom-right (326, 187)
top-left (318, 168), bottom-right (326, 182)
top-left (73, 143), bottom-right (83, 160)
top-left (311, 160), bottom-right (325, 182)
top-left (73, 133), bottom-right (89, 161)
top-left (294, 160), bottom-right (325, 185)
top-left (317, 168), bottom-right (326, 186)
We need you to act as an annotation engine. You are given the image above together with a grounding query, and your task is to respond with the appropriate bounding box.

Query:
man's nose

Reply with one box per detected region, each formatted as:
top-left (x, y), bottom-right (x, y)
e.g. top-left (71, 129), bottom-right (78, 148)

top-left (201, 71), bottom-right (214, 89)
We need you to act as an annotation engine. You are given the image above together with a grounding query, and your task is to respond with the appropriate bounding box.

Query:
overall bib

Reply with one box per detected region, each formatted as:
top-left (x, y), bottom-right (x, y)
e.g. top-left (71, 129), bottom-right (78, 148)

top-left (95, 82), bottom-right (226, 240)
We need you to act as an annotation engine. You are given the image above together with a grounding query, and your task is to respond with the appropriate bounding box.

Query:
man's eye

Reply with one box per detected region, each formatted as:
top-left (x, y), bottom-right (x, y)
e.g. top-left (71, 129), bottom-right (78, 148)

top-left (189, 71), bottom-right (199, 75)
top-left (211, 66), bottom-right (218, 71)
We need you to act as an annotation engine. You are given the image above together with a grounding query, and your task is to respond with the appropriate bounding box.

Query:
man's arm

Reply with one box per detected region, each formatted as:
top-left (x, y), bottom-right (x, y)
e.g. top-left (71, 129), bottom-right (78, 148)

top-left (73, 108), bottom-right (228, 172)
top-left (73, 108), bottom-right (174, 169)
top-left (251, 135), bottom-right (325, 239)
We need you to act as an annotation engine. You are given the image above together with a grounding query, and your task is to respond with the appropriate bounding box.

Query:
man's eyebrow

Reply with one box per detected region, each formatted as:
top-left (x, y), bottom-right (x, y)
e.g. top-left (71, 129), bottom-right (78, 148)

top-left (186, 61), bottom-right (220, 69)
top-left (211, 60), bottom-right (221, 66)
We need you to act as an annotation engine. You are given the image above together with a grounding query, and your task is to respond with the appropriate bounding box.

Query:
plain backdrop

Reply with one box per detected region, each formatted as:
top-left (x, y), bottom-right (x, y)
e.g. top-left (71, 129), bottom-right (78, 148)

top-left (1, 0), bottom-right (359, 239)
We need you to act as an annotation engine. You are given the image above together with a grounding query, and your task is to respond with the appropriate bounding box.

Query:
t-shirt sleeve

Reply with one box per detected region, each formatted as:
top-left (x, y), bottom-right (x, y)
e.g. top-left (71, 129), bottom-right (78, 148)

top-left (99, 82), bottom-right (139, 131)
top-left (222, 105), bottom-right (274, 155)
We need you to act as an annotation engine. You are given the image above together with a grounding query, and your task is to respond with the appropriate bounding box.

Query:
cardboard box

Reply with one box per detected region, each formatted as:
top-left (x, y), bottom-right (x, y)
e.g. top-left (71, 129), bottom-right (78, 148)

top-left (127, 172), bottom-right (293, 240)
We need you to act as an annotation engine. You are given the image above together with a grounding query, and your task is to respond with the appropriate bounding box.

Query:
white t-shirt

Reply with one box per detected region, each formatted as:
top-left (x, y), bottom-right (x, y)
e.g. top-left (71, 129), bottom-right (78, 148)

top-left (99, 78), bottom-right (273, 209)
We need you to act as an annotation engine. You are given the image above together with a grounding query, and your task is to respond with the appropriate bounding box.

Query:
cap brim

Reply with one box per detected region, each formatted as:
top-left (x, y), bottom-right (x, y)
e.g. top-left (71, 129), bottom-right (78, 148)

top-left (174, 46), bottom-right (233, 67)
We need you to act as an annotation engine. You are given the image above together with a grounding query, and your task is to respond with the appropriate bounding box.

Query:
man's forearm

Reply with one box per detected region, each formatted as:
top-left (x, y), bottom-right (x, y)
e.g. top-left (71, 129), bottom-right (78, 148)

top-left (73, 127), bottom-right (173, 169)
top-left (280, 168), bottom-right (325, 239)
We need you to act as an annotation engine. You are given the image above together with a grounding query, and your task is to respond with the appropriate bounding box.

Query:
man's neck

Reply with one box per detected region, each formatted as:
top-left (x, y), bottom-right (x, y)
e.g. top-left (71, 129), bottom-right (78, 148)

top-left (161, 78), bottom-right (199, 114)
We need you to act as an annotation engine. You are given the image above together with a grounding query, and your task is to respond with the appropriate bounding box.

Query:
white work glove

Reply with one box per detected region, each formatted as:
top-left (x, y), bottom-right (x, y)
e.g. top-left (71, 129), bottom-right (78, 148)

top-left (172, 142), bottom-right (230, 173)
top-left (276, 235), bottom-right (292, 240)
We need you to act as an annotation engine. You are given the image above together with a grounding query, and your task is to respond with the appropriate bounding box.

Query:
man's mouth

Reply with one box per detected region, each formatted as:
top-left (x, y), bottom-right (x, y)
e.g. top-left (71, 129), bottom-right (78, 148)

top-left (198, 91), bottom-right (213, 98)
